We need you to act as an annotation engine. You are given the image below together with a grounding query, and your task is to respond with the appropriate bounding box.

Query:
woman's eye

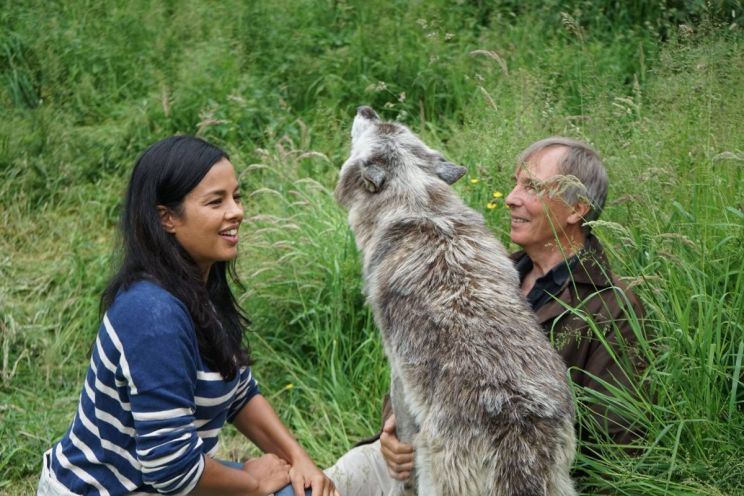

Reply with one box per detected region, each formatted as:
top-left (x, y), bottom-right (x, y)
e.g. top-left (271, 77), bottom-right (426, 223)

top-left (209, 199), bottom-right (222, 206)
top-left (234, 194), bottom-right (242, 203)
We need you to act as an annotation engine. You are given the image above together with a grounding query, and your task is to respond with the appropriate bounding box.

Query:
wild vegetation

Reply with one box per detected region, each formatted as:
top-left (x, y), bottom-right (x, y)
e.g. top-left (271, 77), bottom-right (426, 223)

top-left (1, 1), bottom-right (743, 494)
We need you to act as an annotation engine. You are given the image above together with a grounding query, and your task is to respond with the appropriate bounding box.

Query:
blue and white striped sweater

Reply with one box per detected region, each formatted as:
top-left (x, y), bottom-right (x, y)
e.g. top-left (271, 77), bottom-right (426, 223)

top-left (48, 280), bottom-right (259, 495)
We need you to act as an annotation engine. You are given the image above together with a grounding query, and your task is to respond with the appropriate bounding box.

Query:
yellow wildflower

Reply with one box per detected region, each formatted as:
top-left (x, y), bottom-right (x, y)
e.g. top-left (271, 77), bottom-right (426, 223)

top-left (487, 201), bottom-right (498, 209)
top-left (492, 191), bottom-right (503, 198)
top-left (470, 178), bottom-right (480, 184)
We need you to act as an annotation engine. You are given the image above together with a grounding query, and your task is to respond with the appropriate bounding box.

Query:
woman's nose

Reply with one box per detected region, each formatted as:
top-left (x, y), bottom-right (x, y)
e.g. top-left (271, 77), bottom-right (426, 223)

top-left (227, 198), bottom-right (244, 221)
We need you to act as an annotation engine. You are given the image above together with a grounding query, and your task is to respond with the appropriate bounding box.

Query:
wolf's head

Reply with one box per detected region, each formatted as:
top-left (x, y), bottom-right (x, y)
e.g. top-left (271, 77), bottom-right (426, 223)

top-left (335, 106), bottom-right (467, 213)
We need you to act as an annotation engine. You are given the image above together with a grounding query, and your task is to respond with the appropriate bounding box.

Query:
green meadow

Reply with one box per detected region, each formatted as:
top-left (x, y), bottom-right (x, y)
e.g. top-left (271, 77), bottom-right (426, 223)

top-left (2, 1), bottom-right (743, 494)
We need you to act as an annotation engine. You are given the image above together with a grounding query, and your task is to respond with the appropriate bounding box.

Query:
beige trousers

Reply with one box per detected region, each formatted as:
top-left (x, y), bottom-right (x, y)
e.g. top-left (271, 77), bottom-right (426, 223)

top-left (37, 449), bottom-right (79, 496)
top-left (325, 440), bottom-right (403, 496)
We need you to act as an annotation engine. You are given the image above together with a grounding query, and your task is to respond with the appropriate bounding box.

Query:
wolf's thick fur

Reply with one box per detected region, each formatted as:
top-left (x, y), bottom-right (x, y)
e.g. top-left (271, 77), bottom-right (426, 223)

top-left (335, 107), bottom-right (577, 496)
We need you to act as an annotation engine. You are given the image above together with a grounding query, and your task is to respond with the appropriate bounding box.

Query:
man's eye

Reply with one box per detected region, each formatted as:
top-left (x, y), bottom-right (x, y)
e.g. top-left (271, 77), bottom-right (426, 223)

top-left (525, 179), bottom-right (542, 192)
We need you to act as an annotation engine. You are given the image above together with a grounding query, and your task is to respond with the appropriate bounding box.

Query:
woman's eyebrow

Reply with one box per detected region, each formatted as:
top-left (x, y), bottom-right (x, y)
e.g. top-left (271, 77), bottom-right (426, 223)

top-left (200, 185), bottom-right (240, 198)
top-left (201, 188), bottom-right (227, 196)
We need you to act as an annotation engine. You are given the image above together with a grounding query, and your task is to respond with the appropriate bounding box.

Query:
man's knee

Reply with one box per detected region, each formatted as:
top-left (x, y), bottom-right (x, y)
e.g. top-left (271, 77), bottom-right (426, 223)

top-left (326, 441), bottom-right (399, 496)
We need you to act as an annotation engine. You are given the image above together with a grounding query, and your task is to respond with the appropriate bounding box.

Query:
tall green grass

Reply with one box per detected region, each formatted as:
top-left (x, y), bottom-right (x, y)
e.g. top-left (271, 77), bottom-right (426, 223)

top-left (1, 1), bottom-right (743, 494)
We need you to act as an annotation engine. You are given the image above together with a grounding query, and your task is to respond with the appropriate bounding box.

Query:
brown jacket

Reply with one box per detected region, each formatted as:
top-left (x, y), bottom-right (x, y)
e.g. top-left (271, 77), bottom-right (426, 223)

top-left (512, 234), bottom-right (647, 447)
top-left (365, 235), bottom-right (647, 448)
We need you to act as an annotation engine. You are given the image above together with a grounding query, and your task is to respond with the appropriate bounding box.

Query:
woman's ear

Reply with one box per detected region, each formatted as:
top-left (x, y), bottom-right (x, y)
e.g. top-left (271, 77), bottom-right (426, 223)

top-left (157, 205), bottom-right (176, 234)
top-left (567, 201), bottom-right (591, 226)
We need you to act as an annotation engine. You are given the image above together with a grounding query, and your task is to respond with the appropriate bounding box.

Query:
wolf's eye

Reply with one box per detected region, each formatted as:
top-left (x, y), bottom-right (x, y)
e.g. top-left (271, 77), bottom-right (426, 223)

top-left (364, 156), bottom-right (386, 168)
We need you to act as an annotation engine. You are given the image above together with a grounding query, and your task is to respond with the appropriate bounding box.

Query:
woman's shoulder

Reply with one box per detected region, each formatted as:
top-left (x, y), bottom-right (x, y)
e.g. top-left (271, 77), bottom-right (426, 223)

top-left (110, 279), bottom-right (183, 308)
top-left (105, 280), bottom-right (194, 336)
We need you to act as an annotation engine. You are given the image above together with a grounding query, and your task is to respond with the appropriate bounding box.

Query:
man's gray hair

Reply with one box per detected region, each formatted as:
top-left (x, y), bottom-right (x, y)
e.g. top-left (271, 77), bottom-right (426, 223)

top-left (518, 137), bottom-right (609, 225)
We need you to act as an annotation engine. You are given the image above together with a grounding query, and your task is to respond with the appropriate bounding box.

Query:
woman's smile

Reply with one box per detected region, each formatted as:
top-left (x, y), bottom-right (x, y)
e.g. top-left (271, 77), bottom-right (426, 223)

top-left (219, 226), bottom-right (240, 244)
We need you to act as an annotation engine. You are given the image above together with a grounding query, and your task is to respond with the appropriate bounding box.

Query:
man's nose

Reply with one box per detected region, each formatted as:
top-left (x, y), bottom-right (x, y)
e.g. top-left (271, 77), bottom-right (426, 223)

top-left (505, 186), bottom-right (520, 208)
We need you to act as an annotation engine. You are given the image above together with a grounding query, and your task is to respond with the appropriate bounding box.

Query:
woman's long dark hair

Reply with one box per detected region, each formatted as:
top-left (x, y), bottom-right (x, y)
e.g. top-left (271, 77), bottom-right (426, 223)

top-left (102, 136), bottom-right (251, 378)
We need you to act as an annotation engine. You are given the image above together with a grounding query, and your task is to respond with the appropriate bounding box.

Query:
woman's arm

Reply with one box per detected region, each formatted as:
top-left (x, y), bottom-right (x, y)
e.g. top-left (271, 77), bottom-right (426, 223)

top-left (192, 455), bottom-right (290, 496)
top-left (232, 395), bottom-right (337, 496)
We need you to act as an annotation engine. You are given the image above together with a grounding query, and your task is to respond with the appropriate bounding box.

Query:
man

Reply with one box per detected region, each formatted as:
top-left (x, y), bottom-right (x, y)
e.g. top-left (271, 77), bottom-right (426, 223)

top-left (327, 137), bottom-right (646, 495)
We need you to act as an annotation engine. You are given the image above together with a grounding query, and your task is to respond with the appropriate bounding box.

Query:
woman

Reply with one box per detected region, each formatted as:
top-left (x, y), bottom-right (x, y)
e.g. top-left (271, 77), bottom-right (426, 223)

top-left (38, 136), bottom-right (337, 496)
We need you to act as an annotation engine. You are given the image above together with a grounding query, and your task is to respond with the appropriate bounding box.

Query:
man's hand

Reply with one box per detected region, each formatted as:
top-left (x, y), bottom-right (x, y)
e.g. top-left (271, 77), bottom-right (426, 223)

top-left (242, 454), bottom-right (291, 494)
top-left (379, 414), bottom-right (415, 481)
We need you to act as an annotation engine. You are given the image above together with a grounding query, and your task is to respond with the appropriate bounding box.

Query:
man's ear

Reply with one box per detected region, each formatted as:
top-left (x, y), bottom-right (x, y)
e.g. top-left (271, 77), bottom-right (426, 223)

top-left (157, 205), bottom-right (177, 234)
top-left (567, 201), bottom-right (591, 225)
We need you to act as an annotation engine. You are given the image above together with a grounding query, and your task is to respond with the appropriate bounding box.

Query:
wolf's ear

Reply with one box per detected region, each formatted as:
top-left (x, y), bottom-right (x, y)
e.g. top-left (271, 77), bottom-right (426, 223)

top-left (361, 163), bottom-right (386, 193)
top-left (435, 162), bottom-right (467, 185)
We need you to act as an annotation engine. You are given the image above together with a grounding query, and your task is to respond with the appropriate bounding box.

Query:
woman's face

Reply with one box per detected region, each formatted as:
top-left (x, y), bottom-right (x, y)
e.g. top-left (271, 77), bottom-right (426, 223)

top-left (162, 158), bottom-right (244, 278)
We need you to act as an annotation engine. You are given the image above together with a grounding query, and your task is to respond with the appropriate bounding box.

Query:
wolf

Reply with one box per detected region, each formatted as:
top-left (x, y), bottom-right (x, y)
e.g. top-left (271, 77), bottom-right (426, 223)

top-left (335, 107), bottom-right (577, 496)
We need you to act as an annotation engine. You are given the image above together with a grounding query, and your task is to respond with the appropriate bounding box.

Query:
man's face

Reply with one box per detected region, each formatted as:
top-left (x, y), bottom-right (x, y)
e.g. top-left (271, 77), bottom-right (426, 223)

top-left (505, 146), bottom-right (578, 252)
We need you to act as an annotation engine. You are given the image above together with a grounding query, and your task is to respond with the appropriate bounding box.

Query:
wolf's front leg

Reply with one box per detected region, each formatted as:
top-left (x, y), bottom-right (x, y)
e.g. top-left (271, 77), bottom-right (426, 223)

top-left (411, 440), bottom-right (438, 496)
top-left (390, 367), bottom-right (418, 496)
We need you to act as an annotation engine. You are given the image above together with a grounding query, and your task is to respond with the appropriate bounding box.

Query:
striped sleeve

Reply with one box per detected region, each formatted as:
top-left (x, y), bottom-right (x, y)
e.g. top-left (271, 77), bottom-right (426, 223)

top-left (108, 290), bottom-right (205, 495)
top-left (226, 366), bottom-right (260, 422)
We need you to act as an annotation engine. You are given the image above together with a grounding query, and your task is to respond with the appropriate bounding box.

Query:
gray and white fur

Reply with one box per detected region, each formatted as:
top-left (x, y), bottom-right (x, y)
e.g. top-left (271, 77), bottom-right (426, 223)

top-left (335, 107), bottom-right (577, 496)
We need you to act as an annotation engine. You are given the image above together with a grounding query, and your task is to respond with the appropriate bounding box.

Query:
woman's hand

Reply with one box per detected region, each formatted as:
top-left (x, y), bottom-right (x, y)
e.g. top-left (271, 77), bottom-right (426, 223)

top-left (232, 396), bottom-right (337, 495)
top-left (288, 456), bottom-right (338, 496)
top-left (242, 454), bottom-right (291, 495)
top-left (379, 415), bottom-right (415, 481)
